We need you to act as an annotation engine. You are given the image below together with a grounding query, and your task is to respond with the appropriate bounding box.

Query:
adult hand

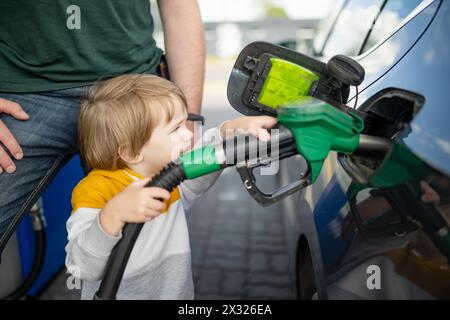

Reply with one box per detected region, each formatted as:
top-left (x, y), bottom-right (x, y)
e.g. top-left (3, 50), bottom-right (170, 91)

top-left (0, 98), bottom-right (30, 175)
top-left (220, 116), bottom-right (278, 142)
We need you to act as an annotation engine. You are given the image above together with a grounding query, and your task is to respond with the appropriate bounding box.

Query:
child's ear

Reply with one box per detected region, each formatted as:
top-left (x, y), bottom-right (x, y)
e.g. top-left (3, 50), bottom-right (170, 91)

top-left (118, 146), bottom-right (144, 164)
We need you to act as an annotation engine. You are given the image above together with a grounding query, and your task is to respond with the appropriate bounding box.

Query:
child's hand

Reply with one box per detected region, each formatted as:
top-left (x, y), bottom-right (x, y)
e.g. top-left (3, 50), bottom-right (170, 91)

top-left (99, 178), bottom-right (171, 236)
top-left (220, 116), bottom-right (277, 142)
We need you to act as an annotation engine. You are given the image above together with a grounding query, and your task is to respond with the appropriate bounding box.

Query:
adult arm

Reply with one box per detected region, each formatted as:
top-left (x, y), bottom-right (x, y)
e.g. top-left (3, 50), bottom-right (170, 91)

top-left (157, 0), bottom-right (205, 117)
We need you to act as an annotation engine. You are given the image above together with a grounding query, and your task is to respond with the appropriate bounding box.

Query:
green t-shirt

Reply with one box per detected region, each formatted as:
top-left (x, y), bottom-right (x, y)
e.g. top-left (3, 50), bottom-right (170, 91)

top-left (0, 0), bottom-right (162, 92)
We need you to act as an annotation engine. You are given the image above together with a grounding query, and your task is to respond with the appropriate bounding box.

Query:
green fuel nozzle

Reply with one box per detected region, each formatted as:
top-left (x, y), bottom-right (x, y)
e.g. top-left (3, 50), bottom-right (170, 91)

top-left (278, 98), bottom-right (365, 183)
top-left (180, 97), bottom-right (389, 185)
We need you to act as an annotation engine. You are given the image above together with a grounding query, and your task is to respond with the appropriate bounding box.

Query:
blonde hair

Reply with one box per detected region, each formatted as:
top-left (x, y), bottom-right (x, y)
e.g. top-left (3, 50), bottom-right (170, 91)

top-left (79, 74), bottom-right (188, 170)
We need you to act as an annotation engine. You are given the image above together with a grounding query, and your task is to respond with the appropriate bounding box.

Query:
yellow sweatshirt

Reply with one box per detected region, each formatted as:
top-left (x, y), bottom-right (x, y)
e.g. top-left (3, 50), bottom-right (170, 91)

top-left (71, 168), bottom-right (180, 213)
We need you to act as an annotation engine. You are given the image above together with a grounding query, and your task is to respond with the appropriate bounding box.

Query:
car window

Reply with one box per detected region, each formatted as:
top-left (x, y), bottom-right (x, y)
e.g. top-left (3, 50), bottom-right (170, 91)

top-left (361, 0), bottom-right (424, 54)
top-left (312, 0), bottom-right (346, 56)
top-left (321, 0), bottom-right (385, 58)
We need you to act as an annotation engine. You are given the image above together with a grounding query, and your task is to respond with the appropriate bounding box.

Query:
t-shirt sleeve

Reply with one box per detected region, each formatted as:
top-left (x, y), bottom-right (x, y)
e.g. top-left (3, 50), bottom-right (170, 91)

top-left (65, 207), bottom-right (122, 282)
top-left (66, 176), bottom-right (122, 281)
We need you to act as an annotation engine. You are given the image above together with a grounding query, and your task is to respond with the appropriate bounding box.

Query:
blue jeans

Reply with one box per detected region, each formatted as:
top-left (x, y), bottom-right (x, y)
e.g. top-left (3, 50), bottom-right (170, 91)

top-left (0, 87), bottom-right (86, 254)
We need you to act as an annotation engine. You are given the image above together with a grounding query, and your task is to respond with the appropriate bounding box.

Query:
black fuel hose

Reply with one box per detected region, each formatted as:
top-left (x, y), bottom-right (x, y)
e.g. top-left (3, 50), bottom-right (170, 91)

top-left (94, 162), bottom-right (186, 300)
top-left (3, 203), bottom-right (46, 300)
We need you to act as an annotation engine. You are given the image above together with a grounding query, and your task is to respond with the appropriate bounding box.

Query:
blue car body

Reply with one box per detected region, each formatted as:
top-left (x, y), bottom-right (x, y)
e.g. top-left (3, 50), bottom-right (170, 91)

top-left (288, 0), bottom-right (450, 299)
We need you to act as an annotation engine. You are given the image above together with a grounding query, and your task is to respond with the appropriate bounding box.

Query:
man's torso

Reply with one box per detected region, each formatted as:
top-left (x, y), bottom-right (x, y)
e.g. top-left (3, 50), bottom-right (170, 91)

top-left (0, 0), bottom-right (162, 92)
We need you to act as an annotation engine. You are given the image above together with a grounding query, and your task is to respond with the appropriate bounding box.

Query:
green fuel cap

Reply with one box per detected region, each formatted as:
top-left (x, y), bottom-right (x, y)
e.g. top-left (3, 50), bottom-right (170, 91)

top-left (278, 98), bottom-right (364, 182)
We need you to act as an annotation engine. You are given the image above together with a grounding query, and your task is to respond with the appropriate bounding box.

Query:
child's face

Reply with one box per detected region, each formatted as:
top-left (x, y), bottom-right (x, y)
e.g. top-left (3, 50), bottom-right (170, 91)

top-left (139, 101), bottom-right (192, 172)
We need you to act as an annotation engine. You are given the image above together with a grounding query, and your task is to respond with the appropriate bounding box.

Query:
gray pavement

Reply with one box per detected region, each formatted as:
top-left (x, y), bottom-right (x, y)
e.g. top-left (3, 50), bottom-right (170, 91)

top-left (186, 169), bottom-right (295, 300)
